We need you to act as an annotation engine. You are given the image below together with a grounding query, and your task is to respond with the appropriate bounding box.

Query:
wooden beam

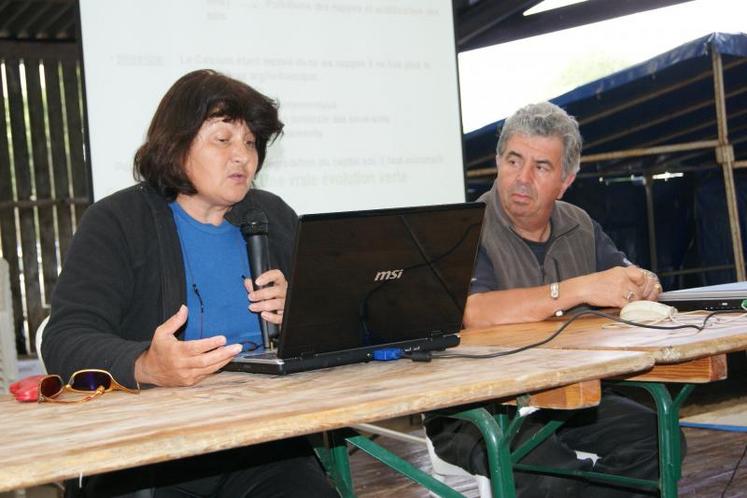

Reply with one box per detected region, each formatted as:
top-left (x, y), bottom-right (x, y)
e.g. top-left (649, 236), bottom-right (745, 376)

top-left (581, 140), bottom-right (719, 163)
top-left (503, 380), bottom-right (602, 410)
top-left (617, 355), bottom-right (727, 383)
top-left (0, 197), bottom-right (89, 210)
top-left (456, 0), bottom-right (537, 48)
top-left (712, 48), bottom-right (746, 281)
top-left (0, 40), bottom-right (78, 60)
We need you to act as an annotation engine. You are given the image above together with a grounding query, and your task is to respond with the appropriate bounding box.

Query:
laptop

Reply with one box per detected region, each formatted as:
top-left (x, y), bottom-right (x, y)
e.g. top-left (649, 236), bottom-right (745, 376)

top-left (225, 202), bottom-right (485, 375)
top-left (658, 282), bottom-right (747, 311)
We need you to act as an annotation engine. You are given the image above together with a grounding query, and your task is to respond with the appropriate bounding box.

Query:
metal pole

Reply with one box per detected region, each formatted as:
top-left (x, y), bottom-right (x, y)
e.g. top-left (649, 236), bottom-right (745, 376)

top-left (711, 48), bottom-right (746, 281)
top-left (581, 140), bottom-right (719, 164)
top-left (644, 174), bottom-right (658, 272)
top-left (466, 139), bottom-right (720, 171)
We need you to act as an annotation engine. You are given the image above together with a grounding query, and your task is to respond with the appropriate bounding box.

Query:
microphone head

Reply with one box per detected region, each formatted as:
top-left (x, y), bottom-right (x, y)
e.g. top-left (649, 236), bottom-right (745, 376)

top-left (238, 207), bottom-right (269, 237)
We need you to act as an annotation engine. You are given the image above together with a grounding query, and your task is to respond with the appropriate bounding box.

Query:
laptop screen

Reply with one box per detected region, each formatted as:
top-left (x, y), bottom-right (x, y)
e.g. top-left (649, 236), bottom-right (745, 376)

top-left (277, 202), bottom-right (485, 358)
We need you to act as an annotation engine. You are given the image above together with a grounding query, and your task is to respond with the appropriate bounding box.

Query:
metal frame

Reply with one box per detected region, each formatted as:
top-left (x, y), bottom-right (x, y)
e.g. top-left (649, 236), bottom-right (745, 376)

top-left (467, 42), bottom-right (747, 283)
top-left (320, 406), bottom-right (520, 498)
top-left (319, 381), bottom-right (695, 497)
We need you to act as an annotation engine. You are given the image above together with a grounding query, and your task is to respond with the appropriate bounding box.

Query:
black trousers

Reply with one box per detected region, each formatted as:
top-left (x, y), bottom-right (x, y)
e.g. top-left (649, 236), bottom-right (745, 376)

top-left (425, 392), bottom-right (685, 498)
top-left (64, 437), bottom-right (338, 498)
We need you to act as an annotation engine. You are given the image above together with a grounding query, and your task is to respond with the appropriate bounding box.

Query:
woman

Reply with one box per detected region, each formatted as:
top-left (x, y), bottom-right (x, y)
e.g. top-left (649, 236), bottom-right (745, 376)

top-left (43, 69), bottom-right (337, 497)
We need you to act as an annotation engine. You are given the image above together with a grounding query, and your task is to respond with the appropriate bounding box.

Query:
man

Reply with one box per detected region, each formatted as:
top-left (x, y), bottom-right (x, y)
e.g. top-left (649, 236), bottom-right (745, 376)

top-left (465, 101), bottom-right (660, 326)
top-left (426, 102), bottom-right (673, 498)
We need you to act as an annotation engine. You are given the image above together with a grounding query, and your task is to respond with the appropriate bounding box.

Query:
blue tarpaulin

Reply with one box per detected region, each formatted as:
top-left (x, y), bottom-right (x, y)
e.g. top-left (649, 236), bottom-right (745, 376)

top-left (465, 32), bottom-right (747, 289)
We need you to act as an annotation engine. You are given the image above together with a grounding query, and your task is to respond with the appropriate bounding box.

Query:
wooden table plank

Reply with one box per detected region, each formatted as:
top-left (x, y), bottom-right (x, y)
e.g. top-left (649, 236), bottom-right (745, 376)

top-left (0, 346), bottom-right (653, 491)
top-left (618, 354), bottom-right (728, 383)
top-left (461, 313), bottom-right (747, 363)
top-left (504, 380), bottom-right (602, 410)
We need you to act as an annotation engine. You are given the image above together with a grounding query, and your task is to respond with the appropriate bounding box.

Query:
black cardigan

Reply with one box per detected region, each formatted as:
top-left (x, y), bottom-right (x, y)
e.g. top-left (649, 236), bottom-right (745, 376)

top-left (42, 183), bottom-right (297, 388)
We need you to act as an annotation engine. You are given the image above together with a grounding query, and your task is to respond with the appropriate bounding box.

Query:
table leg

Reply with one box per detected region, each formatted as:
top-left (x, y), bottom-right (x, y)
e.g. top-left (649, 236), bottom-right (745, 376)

top-left (322, 405), bottom-right (522, 498)
top-left (510, 419), bottom-right (564, 464)
top-left (322, 430), bottom-right (356, 498)
top-left (435, 407), bottom-right (520, 498)
top-left (614, 381), bottom-right (694, 498)
top-left (503, 405), bottom-right (660, 493)
top-left (345, 434), bottom-right (466, 498)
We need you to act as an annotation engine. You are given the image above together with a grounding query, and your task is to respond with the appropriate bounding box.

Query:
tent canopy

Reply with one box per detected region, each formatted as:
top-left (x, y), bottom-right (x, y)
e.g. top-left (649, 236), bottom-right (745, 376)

top-left (465, 32), bottom-right (747, 178)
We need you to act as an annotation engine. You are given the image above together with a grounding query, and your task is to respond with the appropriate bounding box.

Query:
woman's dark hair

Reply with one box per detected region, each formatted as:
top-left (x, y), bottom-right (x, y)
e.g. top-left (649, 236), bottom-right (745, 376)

top-left (134, 69), bottom-right (284, 199)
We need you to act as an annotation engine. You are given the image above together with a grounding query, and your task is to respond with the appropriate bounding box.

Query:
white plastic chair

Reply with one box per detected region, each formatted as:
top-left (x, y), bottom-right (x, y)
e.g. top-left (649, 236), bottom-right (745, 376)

top-left (424, 431), bottom-right (493, 498)
top-left (353, 421), bottom-right (493, 497)
top-left (35, 315), bottom-right (49, 374)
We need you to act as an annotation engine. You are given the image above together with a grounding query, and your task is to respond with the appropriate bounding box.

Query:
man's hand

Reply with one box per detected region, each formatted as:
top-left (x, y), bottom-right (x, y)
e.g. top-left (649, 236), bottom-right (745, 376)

top-left (574, 266), bottom-right (660, 309)
top-left (637, 267), bottom-right (662, 301)
top-left (245, 269), bottom-right (288, 325)
top-left (134, 305), bottom-right (242, 387)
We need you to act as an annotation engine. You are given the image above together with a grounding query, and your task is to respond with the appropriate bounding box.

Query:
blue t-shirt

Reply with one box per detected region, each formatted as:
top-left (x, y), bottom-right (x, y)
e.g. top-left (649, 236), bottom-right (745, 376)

top-left (170, 202), bottom-right (262, 351)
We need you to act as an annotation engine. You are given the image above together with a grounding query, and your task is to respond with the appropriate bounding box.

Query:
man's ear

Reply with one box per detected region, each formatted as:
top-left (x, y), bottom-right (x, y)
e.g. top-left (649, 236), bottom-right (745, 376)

top-left (558, 173), bottom-right (576, 199)
top-left (495, 154), bottom-right (500, 170)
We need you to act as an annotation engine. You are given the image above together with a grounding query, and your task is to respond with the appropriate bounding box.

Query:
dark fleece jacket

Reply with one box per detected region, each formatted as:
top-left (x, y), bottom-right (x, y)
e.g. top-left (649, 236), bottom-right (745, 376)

top-left (42, 183), bottom-right (297, 388)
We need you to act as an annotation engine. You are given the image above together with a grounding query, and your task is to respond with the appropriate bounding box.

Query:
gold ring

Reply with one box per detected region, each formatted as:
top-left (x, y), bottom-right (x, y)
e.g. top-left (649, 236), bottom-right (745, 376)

top-left (625, 290), bottom-right (635, 302)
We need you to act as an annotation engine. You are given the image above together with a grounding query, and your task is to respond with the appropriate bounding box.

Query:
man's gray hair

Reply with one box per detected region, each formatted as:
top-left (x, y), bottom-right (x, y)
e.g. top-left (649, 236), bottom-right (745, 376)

top-left (496, 102), bottom-right (583, 179)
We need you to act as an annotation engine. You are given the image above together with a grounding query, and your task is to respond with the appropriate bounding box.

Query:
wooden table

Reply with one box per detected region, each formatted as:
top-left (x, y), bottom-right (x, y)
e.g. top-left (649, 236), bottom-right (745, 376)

top-left (0, 346), bottom-right (653, 494)
top-left (460, 313), bottom-right (747, 498)
top-left (461, 314), bottom-right (747, 367)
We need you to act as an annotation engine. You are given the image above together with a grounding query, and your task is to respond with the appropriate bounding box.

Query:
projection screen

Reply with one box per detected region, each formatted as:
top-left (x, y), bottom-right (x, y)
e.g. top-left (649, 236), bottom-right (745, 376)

top-left (79, 0), bottom-right (465, 214)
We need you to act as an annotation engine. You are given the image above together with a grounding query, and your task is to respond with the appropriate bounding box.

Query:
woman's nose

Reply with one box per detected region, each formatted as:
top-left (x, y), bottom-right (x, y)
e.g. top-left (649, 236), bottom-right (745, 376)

top-left (231, 142), bottom-right (250, 164)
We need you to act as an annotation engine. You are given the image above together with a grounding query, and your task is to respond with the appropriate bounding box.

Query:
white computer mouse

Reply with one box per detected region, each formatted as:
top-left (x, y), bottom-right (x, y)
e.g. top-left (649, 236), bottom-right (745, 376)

top-left (619, 300), bottom-right (678, 322)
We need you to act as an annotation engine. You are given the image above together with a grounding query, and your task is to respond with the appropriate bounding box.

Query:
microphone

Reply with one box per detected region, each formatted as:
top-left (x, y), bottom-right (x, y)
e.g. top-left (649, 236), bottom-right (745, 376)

top-left (238, 207), bottom-right (280, 350)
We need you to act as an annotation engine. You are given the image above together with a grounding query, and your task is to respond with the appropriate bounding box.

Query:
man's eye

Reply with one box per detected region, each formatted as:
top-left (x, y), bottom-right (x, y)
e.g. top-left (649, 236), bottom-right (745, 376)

top-left (246, 141), bottom-right (257, 149)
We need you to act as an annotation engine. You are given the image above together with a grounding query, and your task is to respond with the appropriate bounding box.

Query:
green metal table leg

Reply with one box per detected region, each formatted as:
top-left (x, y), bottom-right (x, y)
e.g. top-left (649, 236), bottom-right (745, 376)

top-left (510, 419), bottom-right (564, 464)
top-left (512, 462), bottom-right (659, 490)
top-left (324, 430), bottom-right (356, 498)
top-left (438, 407), bottom-right (520, 498)
top-left (495, 409), bottom-right (527, 446)
top-left (495, 411), bottom-right (511, 433)
top-left (495, 403), bottom-right (565, 466)
top-left (616, 381), bottom-right (694, 498)
top-left (345, 434), bottom-right (466, 498)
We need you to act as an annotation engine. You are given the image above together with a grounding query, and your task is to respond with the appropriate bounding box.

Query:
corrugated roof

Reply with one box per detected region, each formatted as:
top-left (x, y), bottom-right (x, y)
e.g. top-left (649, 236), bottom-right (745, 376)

top-left (0, 0), bottom-right (76, 42)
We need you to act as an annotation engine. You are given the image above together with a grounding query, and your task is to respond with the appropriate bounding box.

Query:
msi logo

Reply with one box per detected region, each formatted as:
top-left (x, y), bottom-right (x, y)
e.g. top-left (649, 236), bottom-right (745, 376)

top-left (374, 269), bottom-right (404, 282)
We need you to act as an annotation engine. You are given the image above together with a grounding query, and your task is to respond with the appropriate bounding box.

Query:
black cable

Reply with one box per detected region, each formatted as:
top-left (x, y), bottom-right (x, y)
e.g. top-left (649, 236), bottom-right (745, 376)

top-left (721, 442), bottom-right (747, 498)
top-left (418, 308), bottom-right (737, 361)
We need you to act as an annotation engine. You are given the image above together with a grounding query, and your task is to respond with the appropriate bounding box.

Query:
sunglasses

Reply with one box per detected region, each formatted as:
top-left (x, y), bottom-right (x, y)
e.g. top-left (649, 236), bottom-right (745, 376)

top-left (38, 369), bottom-right (139, 403)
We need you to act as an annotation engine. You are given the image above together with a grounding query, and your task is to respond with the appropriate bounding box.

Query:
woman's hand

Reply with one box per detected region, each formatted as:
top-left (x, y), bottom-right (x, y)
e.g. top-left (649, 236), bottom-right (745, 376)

top-left (244, 269), bottom-right (287, 325)
top-left (134, 305), bottom-right (242, 387)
